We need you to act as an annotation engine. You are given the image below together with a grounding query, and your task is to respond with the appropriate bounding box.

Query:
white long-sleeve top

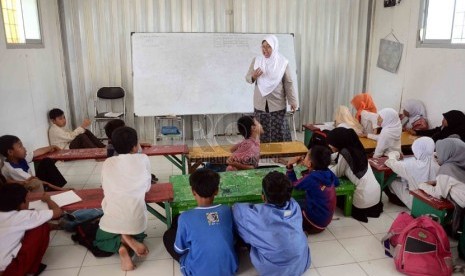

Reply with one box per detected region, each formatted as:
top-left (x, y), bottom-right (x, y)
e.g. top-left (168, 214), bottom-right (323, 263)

top-left (419, 175), bottom-right (465, 208)
top-left (330, 155), bottom-right (380, 209)
top-left (99, 153), bottom-right (152, 235)
top-left (367, 132), bottom-right (401, 158)
top-left (48, 124), bottom-right (85, 149)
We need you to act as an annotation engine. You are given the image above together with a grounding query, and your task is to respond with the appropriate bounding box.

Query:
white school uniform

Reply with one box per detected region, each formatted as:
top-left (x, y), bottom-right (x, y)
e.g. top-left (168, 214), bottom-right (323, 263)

top-left (48, 123), bottom-right (85, 149)
top-left (330, 155), bottom-right (380, 209)
top-left (368, 108), bottom-right (402, 158)
top-left (1, 152), bottom-right (33, 181)
top-left (0, 209), bottom-right (53, 271)
top-left (99, 153), bottom-right (151, 235)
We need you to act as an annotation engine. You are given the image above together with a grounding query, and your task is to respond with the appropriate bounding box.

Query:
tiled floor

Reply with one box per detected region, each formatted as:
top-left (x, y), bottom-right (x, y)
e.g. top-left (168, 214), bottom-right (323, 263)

top-left (39, 135), bottom-right (465, 276)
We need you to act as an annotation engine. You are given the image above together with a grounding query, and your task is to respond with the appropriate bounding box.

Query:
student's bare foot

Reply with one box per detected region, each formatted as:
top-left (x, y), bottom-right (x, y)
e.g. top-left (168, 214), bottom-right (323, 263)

top-left (121, 234), bottom-right (149, 257)
top-left (118, 245), bottom-right (135, 271)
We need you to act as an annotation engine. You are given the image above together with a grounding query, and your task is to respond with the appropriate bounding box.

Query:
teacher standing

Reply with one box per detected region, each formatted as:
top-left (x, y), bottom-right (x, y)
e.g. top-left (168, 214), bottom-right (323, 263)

top-left (246, 35), bottom-right (298, 143)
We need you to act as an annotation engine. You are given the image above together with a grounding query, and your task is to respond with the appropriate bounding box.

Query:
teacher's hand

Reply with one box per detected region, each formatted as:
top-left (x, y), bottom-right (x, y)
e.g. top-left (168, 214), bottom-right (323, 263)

top-left (252, 68), bottom-right (263, 80)
top-left (291, 104), bottom-right (297, 113)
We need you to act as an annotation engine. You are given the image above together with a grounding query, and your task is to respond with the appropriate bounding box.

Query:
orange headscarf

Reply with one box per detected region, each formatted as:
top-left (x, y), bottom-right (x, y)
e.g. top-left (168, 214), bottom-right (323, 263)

top-left (351, 93), bottom-right (377, 121)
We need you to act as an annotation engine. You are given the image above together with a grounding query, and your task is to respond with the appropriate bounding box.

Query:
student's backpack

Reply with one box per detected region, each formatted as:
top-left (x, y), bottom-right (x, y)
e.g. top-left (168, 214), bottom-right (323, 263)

top-left (307, 129), bottom-right (329, 149)
top-left (382, 212), bottom-right (453, 276)
top-left (71, 217), bottom-right (113, 258)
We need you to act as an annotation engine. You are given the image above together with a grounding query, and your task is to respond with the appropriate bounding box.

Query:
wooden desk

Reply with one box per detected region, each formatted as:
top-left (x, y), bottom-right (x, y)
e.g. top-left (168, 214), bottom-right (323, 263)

top-left (170, 166), bottom-right (355, 217)
top-left (360, 132), bottom-right (418, 152)
top-left (33, 144), bottom-right (189, 174)
top-left (368, 157), bottom-right (397, 195)
top-left (186, 141), bottom-right (309, 173)
top-left (410, 189), bottom-right (454, 225)
top-left (27, 183), bottom-right (174, 227)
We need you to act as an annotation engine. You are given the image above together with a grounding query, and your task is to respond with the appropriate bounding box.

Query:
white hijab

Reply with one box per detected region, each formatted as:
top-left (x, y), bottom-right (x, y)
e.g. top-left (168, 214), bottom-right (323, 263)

top-left (401, 137), bottom-right (439, 190)
top-left (379, 108), bottom-right (402, 140)
top-left (403, 99), bottom-right (426, 128)
top-left (254, 35), bottom-right (289, 97)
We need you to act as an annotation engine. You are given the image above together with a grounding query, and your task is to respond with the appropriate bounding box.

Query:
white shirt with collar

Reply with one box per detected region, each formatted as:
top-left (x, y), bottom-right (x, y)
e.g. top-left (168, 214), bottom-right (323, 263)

top-left (48, 123), bottom-right (85, 149)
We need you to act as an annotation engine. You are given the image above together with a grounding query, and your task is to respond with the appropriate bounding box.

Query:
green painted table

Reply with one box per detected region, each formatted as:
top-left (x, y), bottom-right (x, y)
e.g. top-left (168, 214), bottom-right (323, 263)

top-left (170, 167), bottom-right (355, 217)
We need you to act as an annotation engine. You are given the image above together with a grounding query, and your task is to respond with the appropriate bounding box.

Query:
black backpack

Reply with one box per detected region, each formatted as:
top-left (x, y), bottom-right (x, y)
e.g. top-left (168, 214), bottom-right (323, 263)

top-left (71, 218), bottom-right (114, 257)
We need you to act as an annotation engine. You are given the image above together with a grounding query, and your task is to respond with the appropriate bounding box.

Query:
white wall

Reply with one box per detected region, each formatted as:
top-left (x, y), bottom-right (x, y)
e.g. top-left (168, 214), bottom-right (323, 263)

top-left (367, 0), bottom-right (465, 127)
top-left (0, 1), bottom-right (67, 150)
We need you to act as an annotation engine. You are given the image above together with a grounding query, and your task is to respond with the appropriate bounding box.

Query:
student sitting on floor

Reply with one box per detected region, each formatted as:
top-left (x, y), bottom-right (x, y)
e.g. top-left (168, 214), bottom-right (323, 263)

top-left (333, 105), bottom-right (364, 135)
top-left (104, 119), bottom-right (125, 157)
top-left (93, 127), bottom-right (151, 271)
top-left (0, 135), bottom-right (68, 192)
top-left (327, 128), bottom-right (383, 222)
top-left (226, 115), bottom-right (263, 171)
top-left (163, 169), bottom-right (238, 276)
top-left (410, 110), bottom-right (465, 142)
top-left (360, 108), bottom-right (402, 158)
top-left (0, 184), bottom-right (62, 276)
top-left (351, 93), bottom-right (379, 134)
top-left (400, 99), bottom-right (429, 131)
top-left (286, 145), bottom-right (339, 234)
top-left (384, 137), bottom-right (439, 209)
top-left (419, 138), bottom-right (465, 208)
top-left (48, 108), bottom-right (105, 149)
top-left (233, 171), bottom-right (310, 276)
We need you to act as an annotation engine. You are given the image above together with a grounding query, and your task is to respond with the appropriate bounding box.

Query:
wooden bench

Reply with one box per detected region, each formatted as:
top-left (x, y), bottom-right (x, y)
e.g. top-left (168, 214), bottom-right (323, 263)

top-left (27, 183), bottom-right (174, 228)
top-left (410, 189), bottom-right (454, 224)
top-left (369, 157), bottom-right (397, 192)
top-left (33, 145), bottom-right (189, 174)
top-left (187, 141), bottom-right (308, 173)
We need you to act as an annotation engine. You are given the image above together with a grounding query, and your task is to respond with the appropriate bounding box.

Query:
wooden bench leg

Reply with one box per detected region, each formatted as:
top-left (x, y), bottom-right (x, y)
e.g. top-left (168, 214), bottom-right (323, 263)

top-left (344, 193), bottom-right (353, 217)
top-left (146, 202), bottom-right (171, 229)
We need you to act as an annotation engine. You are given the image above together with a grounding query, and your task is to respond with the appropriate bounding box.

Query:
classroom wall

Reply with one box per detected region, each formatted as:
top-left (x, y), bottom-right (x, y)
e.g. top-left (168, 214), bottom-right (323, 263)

top-left (367, 0), bottom-right (465, 127)
top-left (0, 1), bottom-right (67, 150)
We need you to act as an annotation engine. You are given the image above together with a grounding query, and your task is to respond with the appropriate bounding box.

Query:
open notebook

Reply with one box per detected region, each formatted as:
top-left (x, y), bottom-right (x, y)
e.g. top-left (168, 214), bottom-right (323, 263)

top-left (29, 190), bottom-right (82, 210)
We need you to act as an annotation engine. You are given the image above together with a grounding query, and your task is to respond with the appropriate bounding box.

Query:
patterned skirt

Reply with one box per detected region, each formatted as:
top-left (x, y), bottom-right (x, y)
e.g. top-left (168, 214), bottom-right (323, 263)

top-left (254, 108), bottom-right (291, 143)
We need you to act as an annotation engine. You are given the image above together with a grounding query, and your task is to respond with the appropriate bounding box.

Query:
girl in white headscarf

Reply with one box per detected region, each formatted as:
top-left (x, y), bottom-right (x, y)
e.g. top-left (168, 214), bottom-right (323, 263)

top-left (401, 99), bottom-right (429, 131)
top-left (246, 35), bottom-right (298, 142)
top-left (362, 108), bottom-right (402, 158)
top-left (384, 137), bottom-right (439, 209)
top-left (333, 106), bottom-right (364, 135)
top-left (419, 138), bottom-right (465, 208)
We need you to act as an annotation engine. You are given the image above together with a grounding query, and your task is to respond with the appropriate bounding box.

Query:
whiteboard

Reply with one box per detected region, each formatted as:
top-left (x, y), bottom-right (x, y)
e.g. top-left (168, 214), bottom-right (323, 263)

top-left (132, 33), bottom-right (299, 116)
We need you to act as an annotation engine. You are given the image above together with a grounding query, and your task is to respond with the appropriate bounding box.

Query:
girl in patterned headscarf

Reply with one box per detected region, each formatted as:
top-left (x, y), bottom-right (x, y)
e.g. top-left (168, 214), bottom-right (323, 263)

top-left (401, 99), bottom-right (429, 131)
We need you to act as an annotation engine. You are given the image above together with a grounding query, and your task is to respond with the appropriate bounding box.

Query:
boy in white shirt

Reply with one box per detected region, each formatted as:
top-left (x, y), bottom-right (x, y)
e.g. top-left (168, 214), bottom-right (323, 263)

top-left (0, 184), bottom-right (62, 275)
top-left (48, 108), bottom-right (105, 149)
top-left (93, 126), bottom-right (151, 271)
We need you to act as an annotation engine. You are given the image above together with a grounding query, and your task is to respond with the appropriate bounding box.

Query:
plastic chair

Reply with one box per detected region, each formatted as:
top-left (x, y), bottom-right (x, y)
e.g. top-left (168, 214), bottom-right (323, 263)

top-left (92, 87), bottom-right (126, 138)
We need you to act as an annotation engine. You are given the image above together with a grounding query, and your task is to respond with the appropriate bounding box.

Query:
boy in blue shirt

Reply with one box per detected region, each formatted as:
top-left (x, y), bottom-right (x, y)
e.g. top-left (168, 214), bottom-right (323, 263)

top-left (287, 145), bottom-right (340, 234)
top-left (163, 169), bottom-right (238, 276)
top-left (233, 171), bottom-right (310, 276)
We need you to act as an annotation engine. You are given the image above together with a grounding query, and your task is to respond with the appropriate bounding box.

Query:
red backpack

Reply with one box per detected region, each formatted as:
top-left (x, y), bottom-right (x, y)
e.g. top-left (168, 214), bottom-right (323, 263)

top-left (382, 212), bottom-right (453, 276)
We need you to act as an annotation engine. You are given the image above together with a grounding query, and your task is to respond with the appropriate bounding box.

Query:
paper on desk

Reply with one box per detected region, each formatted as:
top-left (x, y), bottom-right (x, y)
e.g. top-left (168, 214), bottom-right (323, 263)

top-left (104, 112), bottom-right (123, 118)
top-left (51, 191), bottom-right (82, 207)
top-left (29, 200), bottom-right (49, 210)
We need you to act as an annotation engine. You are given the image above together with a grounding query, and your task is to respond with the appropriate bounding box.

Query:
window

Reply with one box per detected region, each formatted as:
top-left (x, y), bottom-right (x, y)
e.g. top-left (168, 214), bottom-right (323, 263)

top-left (1, 0), bottom-right (42, 48)
top-left (419, 0), bottom-right (465, 47)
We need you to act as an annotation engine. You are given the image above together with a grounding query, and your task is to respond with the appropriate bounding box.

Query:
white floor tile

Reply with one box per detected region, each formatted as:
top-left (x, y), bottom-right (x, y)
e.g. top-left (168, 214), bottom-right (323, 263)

top-left (359, 258), bottom-right (403, 276)
top-left (374, 233), bottom-right (387, 242)
top-left (302, 268), bottom-right (320, 276)
top-left (70, 160), bottom-right (99, 167)
top-left (174, 261), bottom-right (182, 276)
top-left (66, 184), bottom-right (86, 190)
top-left (146, 218), bottom-right (168, 238)
top-left (41, 267), bottom-right (80, 276)
top-left (127, 259), bottom-right (173, 276)
top-left (307, 229), bottom-right (336, 243)
top-left (140, 237), bottom-right (172, 261)
top-left (64, 165), bottom-right (96, 176)
top-left (83, 182), bottom-right (102, 189)
top-left (385, 211), bottom-right (405, 220)
top-left (79, 263), bottom-right (126, 276)
top-left (50, 230), bottom-right (75, 246)
top-left (86, 174), bottom-right (101, 185)
top-left (65, 175), bottom-right (90, 186)
top-left (383, 201), bottom-right (409, 213)
top-left (316, 263), bottom-right (367, 276)
top-left (339, 236), bottom-right (386, 262)
top-left (82, 251), bottom-right (121, 267)
top-left (362, 214), bottom-right (394, 235)
top-left (328, 224), bottom-right (372, 239)
top-left (309, 240), bottom-right (355, 268)
top-left (42, 245), bottom-right (87, 270)
top-left (236, 249), bottom-right (258, 276)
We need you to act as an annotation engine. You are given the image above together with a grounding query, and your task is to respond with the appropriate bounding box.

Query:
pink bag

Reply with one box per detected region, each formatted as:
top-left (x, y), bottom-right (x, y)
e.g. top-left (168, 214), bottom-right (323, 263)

top-left (382, 212), bottom-right (453, 276)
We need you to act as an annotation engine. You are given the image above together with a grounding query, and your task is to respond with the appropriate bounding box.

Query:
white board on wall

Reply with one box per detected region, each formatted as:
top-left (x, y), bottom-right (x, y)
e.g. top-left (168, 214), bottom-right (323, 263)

top-left (131, 33), bottom-right (299, 116)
